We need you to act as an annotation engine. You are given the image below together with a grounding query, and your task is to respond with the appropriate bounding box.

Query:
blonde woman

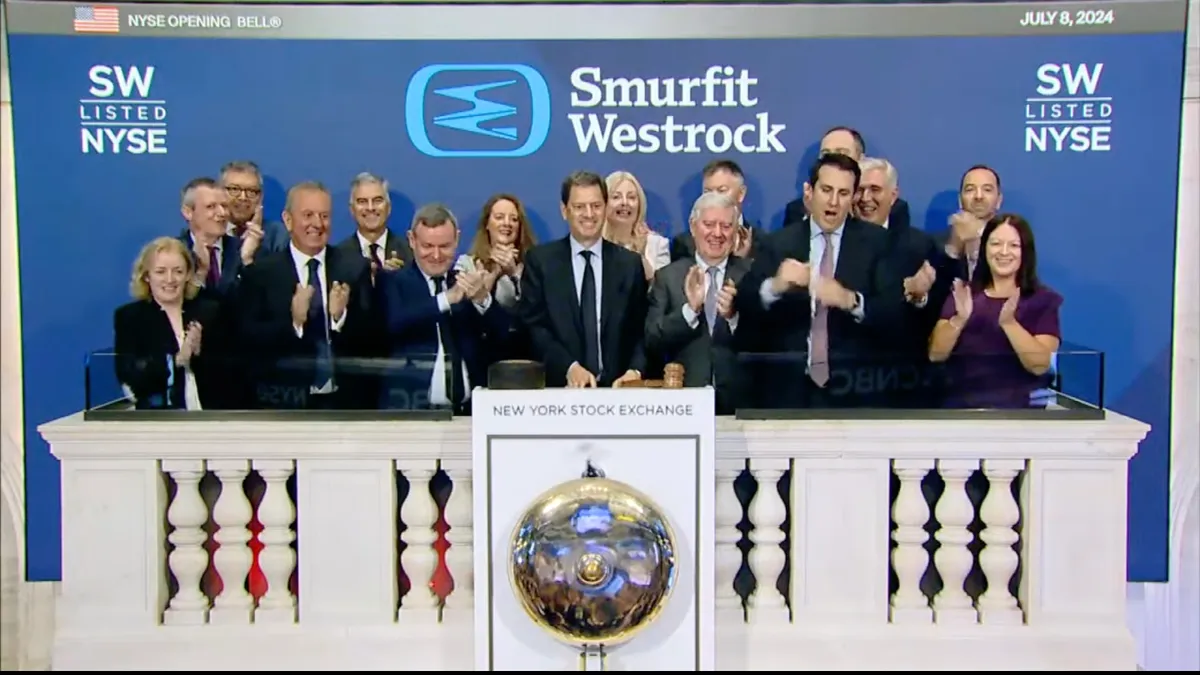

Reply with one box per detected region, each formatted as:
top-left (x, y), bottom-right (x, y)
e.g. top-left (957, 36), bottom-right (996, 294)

top-left (113, 236), bottom-right (221, 410)
top-left (454, 193), bottom-right (538, 308)
top-left (604, 171), bottom-right (670, 281)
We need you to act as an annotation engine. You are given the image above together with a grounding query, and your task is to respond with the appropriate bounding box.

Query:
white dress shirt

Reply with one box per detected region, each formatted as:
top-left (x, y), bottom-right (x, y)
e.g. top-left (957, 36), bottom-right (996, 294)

top-left (357, 230), bottom-right (389, 259)
top-left (419, 267), bottom-right (493, 406)
top-left (172, 324), bottom-right (203, 411)
top-left (681, 254), bottom-right (739, 334)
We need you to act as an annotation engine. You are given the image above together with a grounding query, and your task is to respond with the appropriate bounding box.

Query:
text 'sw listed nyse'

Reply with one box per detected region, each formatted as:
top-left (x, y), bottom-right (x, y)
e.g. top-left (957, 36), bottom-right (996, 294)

top-left (1025, 62), bottom-right (1111, 153)
top-left (79, 65), bottom-right (168, 155)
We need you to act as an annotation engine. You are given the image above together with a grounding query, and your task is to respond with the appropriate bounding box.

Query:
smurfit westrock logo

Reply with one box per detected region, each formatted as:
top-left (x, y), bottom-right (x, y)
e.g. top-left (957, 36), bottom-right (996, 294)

top-left (405, 64), bottom-right (551, 158)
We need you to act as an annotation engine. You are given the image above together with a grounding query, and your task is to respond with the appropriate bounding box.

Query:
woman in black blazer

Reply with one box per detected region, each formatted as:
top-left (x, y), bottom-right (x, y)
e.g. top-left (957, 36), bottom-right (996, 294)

top-left (114, 236), bottom-right (221, 410)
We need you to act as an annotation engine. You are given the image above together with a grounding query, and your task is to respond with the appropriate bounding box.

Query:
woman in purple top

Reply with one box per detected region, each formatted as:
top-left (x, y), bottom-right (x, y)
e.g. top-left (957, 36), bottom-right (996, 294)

top-left (928, 214), bottom-right (1062, 409)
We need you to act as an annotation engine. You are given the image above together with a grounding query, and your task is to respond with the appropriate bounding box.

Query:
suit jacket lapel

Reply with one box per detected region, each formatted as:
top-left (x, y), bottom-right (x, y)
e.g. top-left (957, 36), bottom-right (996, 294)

top-left (556, 238), bottom-right (583, 319)
top-left (221, 235), bottom-right (242, 284)
top-left (713, 257), bottom-right (750, 339)
top-left (834, 220), bottom-right (866, 283)
top-left (798, 218), bottom-right (813, 264)
top-left (599, 241), bottom-right (623, 339)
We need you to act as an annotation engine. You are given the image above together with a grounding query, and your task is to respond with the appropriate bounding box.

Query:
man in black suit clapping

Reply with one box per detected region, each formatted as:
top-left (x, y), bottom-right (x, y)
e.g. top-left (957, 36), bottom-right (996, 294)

top-left (518, 171), bottom-right (648, 388)
top-left (237, 181), bottom-right (374, 409)
top-left (736, 153), bottom-right (902, 409)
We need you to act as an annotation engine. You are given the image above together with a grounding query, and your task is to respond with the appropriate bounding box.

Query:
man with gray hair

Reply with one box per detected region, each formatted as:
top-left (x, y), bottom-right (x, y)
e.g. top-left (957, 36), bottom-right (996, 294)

top-left (856, 156), bottom-right (955, 408)
top-left (236, 180), bottom-right (375, 410)
top-left (671, 158), bottom-right (763, 262)
top-left (335, 172), bottom-right (414, 282)
top-left (645, 190), bottom-right (750, 414)
top-left (218, 160), bottom-right (290, 258)
top-left (376, 202), bottom-right (508, 413)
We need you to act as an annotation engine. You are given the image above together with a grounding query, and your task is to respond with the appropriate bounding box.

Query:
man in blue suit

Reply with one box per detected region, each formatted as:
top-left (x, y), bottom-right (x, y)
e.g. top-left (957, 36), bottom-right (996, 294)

top-left (378, 203), bottom-right (511, 413)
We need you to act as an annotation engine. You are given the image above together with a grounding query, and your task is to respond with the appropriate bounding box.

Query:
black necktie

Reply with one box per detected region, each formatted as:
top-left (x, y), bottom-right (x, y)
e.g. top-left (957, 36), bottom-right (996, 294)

top-left (433, 275), bottom-right (466, 406)
top-left (579, 250), bottom-right (600, 378)
top-left (306, 258), bottom-right (334, 388)
top-left (368, 242), bottom-right (383, 269)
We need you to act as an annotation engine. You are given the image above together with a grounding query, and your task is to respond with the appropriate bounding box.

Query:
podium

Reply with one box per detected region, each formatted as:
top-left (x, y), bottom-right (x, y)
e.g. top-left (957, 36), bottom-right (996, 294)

top-left (471, 386), bottom-right (717, 671)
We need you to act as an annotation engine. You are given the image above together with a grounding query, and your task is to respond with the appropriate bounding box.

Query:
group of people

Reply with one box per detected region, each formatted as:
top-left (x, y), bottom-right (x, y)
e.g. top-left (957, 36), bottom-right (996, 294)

top-left (113, 125), bottom-right (1063, 414)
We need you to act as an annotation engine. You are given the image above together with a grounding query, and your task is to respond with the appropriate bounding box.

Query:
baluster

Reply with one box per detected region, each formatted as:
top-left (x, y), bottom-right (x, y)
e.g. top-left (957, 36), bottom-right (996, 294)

top-left (891, 460), bottom-right (934, 624)
top-left (746, 460), bottom-right (788, 624)
top-left (714, 460), bottom-right (744, 614)
top-left (977, 459), bottom-right (1024, 625)
top-left (442, 463), bottom-right (474, 617)
top-left (932, 459), bottom-right (979, 624)
top-left (398, 461), bottom-right (440, 621)
top-left (207, 460), bottom-right (254, 624)
top-left (253, 460), bottom-right (297, 624)
top-left (162, 460), bottom-right (210, 625)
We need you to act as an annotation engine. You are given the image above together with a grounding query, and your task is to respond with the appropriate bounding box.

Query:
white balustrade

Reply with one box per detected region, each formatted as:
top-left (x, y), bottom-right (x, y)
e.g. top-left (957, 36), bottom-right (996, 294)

top-left (441, 461), bottom-right (474, 620)
top-left (714, 459), bottom-right (745, 615)
top-left (207, 459), bottom-right (254, 625)
top-left (932, 459), bottom-right (980, 625)
top-left (745, 460), bottom-right (789, 625)
top-left (977, 459), bottom-right (1025, 626)
top-left (39, 410), bottom-right (1146, 671)
top-left (397, 459), bottom-right (441, 621)
top-left (161, 459), bottom-right (210, 626)
top-left (253, 459), bottom-right (296, 624)
top-left (890, 460), bottom-right (933, 624)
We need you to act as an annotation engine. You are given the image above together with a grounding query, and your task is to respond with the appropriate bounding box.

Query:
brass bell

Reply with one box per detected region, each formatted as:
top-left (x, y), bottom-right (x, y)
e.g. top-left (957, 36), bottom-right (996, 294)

top-left (506, 468), bottom-right (679, 649)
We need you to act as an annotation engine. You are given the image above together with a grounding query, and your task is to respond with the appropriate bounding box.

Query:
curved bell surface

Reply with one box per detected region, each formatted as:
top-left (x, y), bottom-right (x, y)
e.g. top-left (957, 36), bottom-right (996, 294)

top-left (507, 476), bottom-right (679, 647)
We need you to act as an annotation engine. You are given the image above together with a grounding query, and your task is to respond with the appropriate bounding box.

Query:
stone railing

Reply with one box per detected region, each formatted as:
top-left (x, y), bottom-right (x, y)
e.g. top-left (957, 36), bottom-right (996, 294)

top-left (38, 408), bottom-right (1148, 670)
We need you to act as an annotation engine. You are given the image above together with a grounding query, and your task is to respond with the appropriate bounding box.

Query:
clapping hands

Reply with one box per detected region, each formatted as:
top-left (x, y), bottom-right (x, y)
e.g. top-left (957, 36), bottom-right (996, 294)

top-left (904, 261), bottom-right (937, 303)
top-left (177, 321), bottom-right (202, 367)
top-left (448, 269), bottom-right (493, 304)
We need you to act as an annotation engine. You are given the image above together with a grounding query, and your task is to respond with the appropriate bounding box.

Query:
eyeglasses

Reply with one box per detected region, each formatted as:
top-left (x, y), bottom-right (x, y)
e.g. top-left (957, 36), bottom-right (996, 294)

top-left (225, 186), bottom-right (262, 198)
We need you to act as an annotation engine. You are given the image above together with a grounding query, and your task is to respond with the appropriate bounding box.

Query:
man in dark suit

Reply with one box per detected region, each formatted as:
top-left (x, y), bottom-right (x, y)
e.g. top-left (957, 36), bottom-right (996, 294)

top-left (176, 177), bottom-right (248, 299)
top-left (647, 191), bottom-right (750, 414)
top-left (172, 176), bottom-right (253, 406)
top-left (735, 153), bottom-right (902, 409)
top-left (782, 126), bottom-right (911, 229)
top-left (237, 180), bottom-right (374, 410)
top-left (334, 171), bottom-right (415, 280)
top-left (518, 170), bottom-right (648, 388)
top-left (854, 156), bottom-right (958, 407)
top-left (670, 159), bottom-right (764, 262)
top-left (377, 203), bottom-right (509, 413)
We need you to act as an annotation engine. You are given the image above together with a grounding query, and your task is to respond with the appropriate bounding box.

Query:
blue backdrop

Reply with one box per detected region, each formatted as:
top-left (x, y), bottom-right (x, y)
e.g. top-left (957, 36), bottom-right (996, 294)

top-left (6, 32), bottom-right (1185, 582)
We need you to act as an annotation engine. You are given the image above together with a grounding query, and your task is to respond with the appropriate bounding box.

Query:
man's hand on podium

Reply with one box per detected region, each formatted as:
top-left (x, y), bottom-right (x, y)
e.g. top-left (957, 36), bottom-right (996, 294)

top-left (612, 370), bottom-right (641, 388)
top-left (567, 362), bottom-right (597, 388)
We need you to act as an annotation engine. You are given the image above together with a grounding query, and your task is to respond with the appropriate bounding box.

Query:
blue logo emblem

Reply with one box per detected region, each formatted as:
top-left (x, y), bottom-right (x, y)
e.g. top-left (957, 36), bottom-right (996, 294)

top-left (405, 64), bottom-right (552, 158)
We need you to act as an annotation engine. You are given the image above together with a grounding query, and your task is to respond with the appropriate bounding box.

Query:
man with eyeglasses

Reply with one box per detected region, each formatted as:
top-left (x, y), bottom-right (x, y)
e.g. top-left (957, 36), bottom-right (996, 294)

top-left (219, 159), bottom-right (290, 260)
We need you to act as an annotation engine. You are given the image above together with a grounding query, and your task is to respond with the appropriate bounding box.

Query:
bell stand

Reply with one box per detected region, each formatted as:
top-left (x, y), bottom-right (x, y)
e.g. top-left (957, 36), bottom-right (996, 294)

top-left (578, 644), bottom-right (608, 672)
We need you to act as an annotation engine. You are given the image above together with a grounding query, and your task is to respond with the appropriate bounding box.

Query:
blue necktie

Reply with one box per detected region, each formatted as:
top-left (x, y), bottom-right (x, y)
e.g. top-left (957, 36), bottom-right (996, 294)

top-left (306, 258), bottom-right (334, 388)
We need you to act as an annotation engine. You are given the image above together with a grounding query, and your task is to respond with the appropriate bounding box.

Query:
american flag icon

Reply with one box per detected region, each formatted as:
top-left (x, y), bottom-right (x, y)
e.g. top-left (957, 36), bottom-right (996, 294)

top-left (73, 5), bottom-right (121, 34)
